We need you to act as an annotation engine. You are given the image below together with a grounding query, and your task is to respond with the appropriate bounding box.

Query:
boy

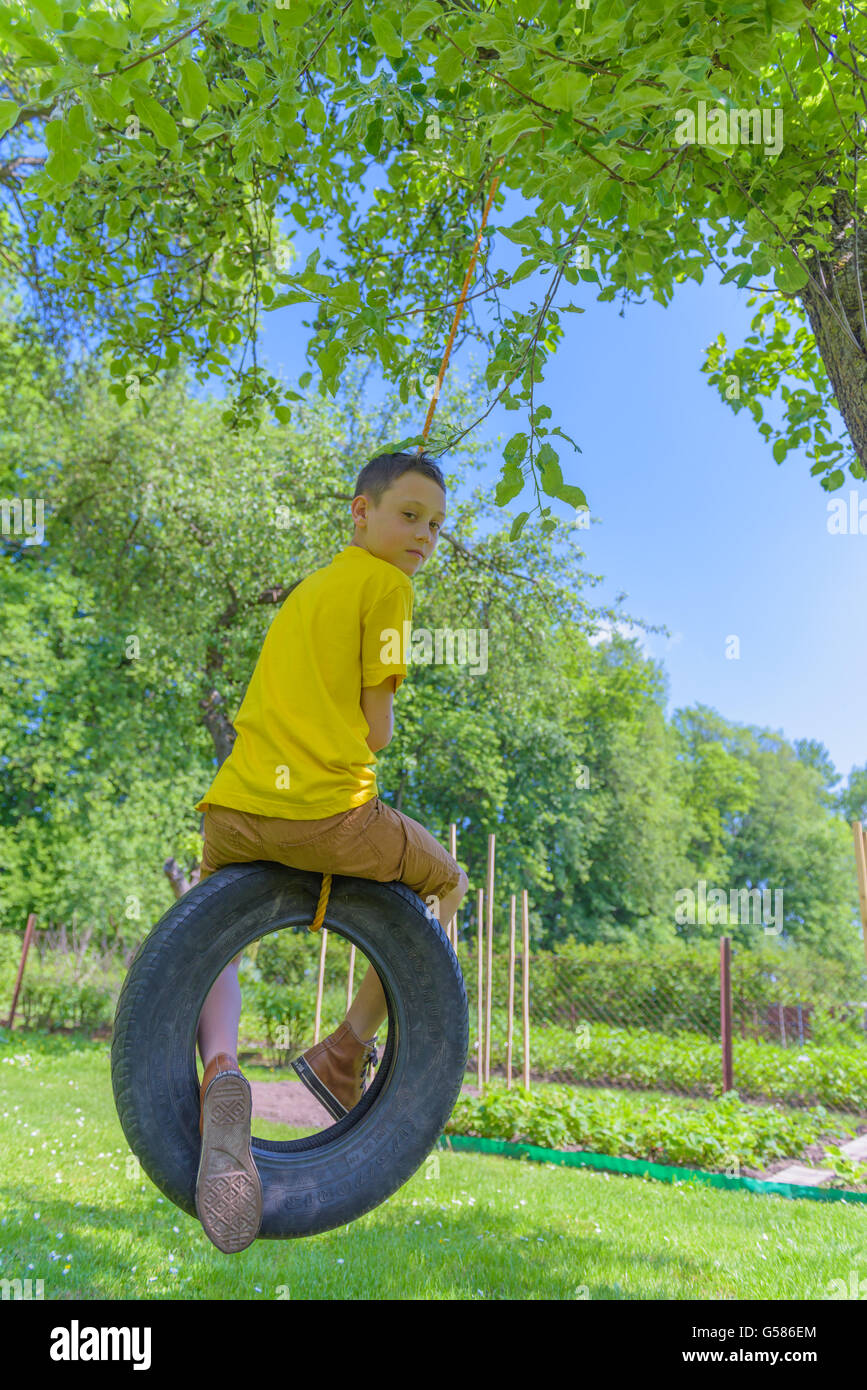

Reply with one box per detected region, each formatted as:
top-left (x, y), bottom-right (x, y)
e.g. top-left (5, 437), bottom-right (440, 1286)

top-left (192, 450), bottom-right (470, 1252)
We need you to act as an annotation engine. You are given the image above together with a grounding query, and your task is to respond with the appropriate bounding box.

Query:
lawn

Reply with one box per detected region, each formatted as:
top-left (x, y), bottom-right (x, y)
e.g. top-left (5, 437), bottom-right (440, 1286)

top-left (1, 1031), bottom-right (865, 1300)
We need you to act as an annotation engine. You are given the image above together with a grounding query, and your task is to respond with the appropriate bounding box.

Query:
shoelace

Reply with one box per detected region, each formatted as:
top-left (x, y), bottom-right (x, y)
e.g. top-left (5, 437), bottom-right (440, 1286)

top-left (361, 1038), bottom-right (379, 1092)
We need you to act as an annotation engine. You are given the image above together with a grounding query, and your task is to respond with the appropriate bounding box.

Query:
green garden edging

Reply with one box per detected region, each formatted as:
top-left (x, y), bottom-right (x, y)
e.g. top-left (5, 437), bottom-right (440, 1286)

top-left (437, 1133), bottom-right (867, 1204)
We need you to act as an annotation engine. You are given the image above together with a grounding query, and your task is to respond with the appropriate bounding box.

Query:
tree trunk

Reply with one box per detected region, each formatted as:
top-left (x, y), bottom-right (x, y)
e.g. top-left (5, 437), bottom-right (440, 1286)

top-left (163, 857), bottom-right (202, 898)
top-left (198, 687), bottom-right (237, 766)
top-left (800, 187), bottom-right (867, 475)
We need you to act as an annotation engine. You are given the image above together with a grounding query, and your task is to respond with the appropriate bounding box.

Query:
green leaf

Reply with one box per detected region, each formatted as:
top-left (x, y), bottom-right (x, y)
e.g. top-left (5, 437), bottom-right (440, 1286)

top-left (85, 85), bottom-right (125, 125)
top-left (509, 510), bottom-right (530, 541)
top-left (262, 10), bottom-right (280, 58)
top-left (136, 95), bottom-right (178, 149)
top-left (539, 71), bottom-right (590, 111)
top-left (130, 0), bottom-right (176, 36)
top-left (364, 117), bottom-right (383, 156)
top-left (434, 45), bottom-right (463, 84)
top-left (13, 34), bottom-right (59, 65)
top-left (402, 1), bottom-right (440, 40)
top-left (329, 282), bottom-right (361, 310)
top-left (30, 0), bottom-right (63, 27)
top-left (488, 108), bottom-right (545, 154)
top-left (370, 14), bottom-right (404, 59)
top-left (193, 120), bottom-right (226, 142)
top-left (88, 14), bottom-right (130, 50)
top-left (511, 258), bottom-right (540, 285)
top-left (772, 438), bottom-right (789, 464)
top-left (682, 56), bottom-right (709, 80)
top-left (178, 59), bottom-right (210, 121)
top-left (223, 11), bottom-right (260, 48)
top-left (0, 101), bottom-right (19, 138)
top-left (503, 432), bottom-right (528, 466)
top-left (597, 182), bottom-right (622, 221)
top-left (44, 116), bottom-right (83, 186)
top-left (304, 95), bottom-right (327, 133)
top-left (537, 443), bottom-right (587, 508)
top-left (496, 460), bottom-right (524, 505)
top-left (273, 1), bottom-right (312, 29)
top-left (774, 252), bottom-right (809, 293)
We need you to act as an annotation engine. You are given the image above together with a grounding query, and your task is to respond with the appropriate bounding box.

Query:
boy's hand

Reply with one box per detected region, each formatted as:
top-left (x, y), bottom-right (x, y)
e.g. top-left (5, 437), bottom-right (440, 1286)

top-left (361, 675), bottom-right (395, 753)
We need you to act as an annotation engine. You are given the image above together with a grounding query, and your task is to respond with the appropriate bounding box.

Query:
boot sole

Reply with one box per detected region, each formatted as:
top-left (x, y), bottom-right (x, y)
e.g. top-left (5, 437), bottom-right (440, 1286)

top-left (291, 1054), bottom-right (349, 1120)
top-left (195, 1071), bottom-right (263, 1254)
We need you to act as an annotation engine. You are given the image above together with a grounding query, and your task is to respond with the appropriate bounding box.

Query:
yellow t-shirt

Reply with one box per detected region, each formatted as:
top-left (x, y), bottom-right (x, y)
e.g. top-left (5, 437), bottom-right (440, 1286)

top-left (195, 544), bottom-right (413, 819)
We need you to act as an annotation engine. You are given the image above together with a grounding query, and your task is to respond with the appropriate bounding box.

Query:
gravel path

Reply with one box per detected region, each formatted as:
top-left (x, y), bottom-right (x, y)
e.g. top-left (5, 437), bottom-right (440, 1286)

top-left (250, 1078), bottom-right (482, 1126)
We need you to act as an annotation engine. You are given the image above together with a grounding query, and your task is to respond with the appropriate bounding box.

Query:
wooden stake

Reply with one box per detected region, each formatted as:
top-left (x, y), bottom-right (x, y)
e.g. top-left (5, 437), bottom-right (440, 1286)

top-left (448, 822), bottom-right (458, 953)
top-left (719, 935), bottom-right (733, 1093)
top-left (484, 833), bottom-right (495, 1086)
top-left (313, 926), bottom-right (328, 1045)
top-left (855, 823), bottom-right (867, 976)
top-left (506, 893), bottom-right (516, 1090)
top-left (6, 912), bottom-right (36, 1030)
top-left (476, 888), bottom-right (484, 1089)
top-left (346, 942), bottom-right (356, 1016)
top-left (522, 890), bottom-right (530, 1091)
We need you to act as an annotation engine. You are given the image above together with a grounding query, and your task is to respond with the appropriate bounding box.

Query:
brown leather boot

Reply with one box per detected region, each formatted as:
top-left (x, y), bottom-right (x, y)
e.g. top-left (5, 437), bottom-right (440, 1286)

top-left (195, 1052), bottom-right (262, 1254)
top-left (291, 1020), bottom-right (379, 1120)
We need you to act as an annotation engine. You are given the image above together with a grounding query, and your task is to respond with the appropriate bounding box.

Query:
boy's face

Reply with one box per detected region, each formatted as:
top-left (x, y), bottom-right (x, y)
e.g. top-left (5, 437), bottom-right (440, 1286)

top-left (350, 470), bottom-right (447, 577)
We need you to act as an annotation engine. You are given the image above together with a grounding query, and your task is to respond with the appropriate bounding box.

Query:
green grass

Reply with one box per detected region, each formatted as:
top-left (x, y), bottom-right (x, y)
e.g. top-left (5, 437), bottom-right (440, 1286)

top-left (1, 1030), bottom-right (866, 1300)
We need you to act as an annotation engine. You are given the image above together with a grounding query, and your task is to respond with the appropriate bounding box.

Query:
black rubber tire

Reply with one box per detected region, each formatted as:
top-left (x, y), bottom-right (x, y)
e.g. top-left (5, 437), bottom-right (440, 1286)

top-left (111, 862), bottom-right (469, 1240)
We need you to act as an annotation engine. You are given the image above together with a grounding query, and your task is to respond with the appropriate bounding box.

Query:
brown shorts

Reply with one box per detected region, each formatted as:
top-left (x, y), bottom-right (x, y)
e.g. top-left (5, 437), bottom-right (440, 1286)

top-left (199, 796), bottom-right (462, 909)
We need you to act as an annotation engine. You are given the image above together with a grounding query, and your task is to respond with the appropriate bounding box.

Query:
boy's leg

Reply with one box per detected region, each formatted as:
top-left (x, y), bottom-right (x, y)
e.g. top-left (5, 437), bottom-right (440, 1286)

top-left (197, 955), bottom-right (243, 1067)
top-left (196, 814), bottom-right (247, 1066)
top-left (195, 806), bottom-right (263, 1061)
top-left (346, 870), bottom-right (469, 1040)
top-left (202, 797), bottom-right (468, 1054)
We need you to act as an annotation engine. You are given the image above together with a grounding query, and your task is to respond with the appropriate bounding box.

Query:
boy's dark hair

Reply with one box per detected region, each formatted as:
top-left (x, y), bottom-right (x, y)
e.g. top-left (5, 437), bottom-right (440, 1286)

top-left (353, 451), bottom-right (446, 509)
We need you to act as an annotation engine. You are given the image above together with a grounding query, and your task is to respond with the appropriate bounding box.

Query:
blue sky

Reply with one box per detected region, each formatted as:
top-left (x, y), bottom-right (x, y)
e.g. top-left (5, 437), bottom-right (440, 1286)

top-left (199, 173), bottom-right (865, 789)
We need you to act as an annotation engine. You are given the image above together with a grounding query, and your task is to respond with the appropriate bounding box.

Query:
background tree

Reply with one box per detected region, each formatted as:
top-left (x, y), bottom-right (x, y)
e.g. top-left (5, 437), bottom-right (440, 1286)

top-left (0, 0), bottom-right (864, 540)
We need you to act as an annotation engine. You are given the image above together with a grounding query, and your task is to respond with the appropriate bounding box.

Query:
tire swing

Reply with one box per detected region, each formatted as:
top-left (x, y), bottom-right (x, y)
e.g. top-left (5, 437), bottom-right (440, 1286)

top-left (111, 158), bottom-right (505, 1240)
top-left (111, 864), bottom-right (468, 1238)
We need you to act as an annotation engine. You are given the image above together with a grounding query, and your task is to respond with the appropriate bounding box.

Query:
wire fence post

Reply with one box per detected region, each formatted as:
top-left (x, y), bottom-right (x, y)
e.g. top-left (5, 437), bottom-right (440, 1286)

top-left (313, 926), bottom-right (327, 1045)
top-left (484, 833), bottom-right (495, 1087)
top-left (476, 888), bottom-right (484, 1090)
top-left (853, 822), bottom-right (867, 978)
top-left (506, 893), bottom-right (516, 1090)
top-left (720, 934), bottom-right (733, 1094)
top-left (346, 942), bottom-right (356, 1017)
top-left (6, 912), bottom-right (36, 1030)
top-left (522, 890), bottom-right (530, 1091)
top-left (448, 822), bottom-right (457, 953)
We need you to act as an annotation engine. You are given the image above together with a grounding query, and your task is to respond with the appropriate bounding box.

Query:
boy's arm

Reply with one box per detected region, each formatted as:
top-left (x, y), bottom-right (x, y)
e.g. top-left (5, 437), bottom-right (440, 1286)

top-left (361, 675), bottom-right (395, 753)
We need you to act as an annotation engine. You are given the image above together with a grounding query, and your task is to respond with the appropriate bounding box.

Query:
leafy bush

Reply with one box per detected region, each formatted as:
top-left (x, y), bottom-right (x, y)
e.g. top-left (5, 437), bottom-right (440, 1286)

top-left (807, 1003), bottom-right (865, 1048)
top-left (0, 929), bottom-right (24, 990)
top-left (18, 976), bottom-right (113, 1030)
top-left (445, 1081), bottom-right (861, 1174)
top-left (479, 936), bottom-right (866, 1040)
top-left (252, 929), bottom-right (315, 987)
top-left (241, 978), bottom-right (317, 1061)
top-left (480, 1010), bottom-right (867, 1111)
